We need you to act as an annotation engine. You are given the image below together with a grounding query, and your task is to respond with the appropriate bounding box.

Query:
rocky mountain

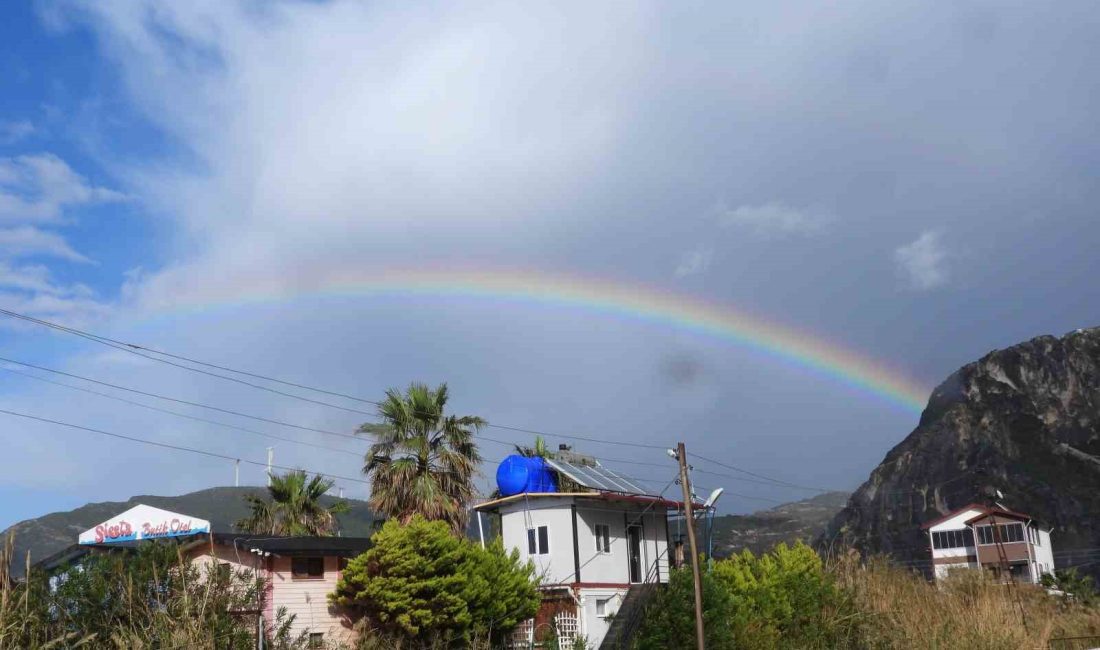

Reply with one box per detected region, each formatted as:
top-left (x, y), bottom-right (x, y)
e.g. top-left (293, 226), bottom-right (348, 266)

top-left (709, 491), bottom-right (849, 557)
top-left (822, 327), bottom-right (1100, 572)
top-left (0, 486), bottom-right (379, 577)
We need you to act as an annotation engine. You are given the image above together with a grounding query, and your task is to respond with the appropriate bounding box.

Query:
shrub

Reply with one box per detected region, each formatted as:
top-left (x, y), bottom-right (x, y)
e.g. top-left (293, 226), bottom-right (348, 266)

top-left (634, 564), bottom-right (735, 650)
top-left (0, 536), bottom-right (303, 649)
top-left (713, 542), bottom-right (856, 648)
top-left (331, 516), bottom-right (539, 647)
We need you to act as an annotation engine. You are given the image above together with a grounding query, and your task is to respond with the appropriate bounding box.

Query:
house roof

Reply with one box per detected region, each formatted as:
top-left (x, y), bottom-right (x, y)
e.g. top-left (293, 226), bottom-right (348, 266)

top-left (473, 491), bottom-right (695, 512)
top-left (963, 508), bottom-right (1032, 526)
top-left (34, 533), bottom-right (374, 573)
top-left (210, 534), bottom-right (373, 557)
top-left (920, 503), bottom-right (988, 530)
top-left (921, 503), bottom-right (1046, 530)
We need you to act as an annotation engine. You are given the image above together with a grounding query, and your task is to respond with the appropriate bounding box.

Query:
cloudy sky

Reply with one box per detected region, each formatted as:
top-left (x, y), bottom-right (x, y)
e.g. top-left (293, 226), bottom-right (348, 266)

top-left (0, 0), bottom-right (1098, 528)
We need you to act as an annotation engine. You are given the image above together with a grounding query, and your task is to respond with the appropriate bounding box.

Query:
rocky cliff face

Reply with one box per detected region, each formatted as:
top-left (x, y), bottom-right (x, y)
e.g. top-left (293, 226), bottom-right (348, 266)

top-left (821, 327), bottom-right (1100, 570)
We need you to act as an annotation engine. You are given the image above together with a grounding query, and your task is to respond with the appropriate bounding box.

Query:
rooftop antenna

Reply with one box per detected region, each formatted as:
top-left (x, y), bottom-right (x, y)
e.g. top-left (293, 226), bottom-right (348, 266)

top-left (266, 447), bottom-right (274, 486)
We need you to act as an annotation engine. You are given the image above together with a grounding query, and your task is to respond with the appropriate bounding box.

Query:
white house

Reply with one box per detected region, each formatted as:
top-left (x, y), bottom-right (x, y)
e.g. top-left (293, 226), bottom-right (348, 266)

top-left (475, 448), bottom-right (686, 649)
top-left (922, 503), bottom-right (1054, 583)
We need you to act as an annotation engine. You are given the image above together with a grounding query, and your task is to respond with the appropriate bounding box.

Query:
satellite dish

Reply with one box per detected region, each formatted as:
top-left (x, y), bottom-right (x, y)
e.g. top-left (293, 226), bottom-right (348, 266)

top-left (703, 487), bottom-right (725, 510)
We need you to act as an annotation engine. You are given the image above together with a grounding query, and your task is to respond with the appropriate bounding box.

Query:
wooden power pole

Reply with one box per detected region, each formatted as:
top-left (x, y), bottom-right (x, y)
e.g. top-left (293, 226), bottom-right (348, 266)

top-left (677, 442), bottom-right (706, 650)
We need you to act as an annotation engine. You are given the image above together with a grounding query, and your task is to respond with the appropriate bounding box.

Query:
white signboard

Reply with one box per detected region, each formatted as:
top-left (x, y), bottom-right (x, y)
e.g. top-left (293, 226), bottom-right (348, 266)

top-left (78, 504), bottom-right (210, 545)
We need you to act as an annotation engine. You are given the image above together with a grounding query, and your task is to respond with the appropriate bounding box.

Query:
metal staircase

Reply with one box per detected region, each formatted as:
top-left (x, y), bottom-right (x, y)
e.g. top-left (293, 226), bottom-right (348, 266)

top-left (599, 561), bottom-right (664, 650)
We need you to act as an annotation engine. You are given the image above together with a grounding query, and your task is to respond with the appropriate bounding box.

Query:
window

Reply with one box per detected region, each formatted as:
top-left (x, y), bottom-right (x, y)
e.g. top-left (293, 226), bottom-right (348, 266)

top-left (596, 597), bottom-right (611, 617)
top-left (215, 561), bottom-right (232, 580)
top-left (308, 632), bottom-right (324, 648)
top-left (594, 524), bottom-right (611, 554)
top-left (527, 526), bottom-right (549, 555)
top-left (291, 557), bottom-right (324, 578)
top-left (976, 523), bottom-right (1024, 545)
top-left (931, 529), bottom-right (974, 549)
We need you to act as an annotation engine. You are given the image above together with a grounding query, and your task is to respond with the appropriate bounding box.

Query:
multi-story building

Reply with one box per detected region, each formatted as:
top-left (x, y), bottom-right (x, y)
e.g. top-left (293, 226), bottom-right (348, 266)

top-left (922, 503), bottom-right (1054, 583)
top-left (474, 447), bottom-right (685, 649)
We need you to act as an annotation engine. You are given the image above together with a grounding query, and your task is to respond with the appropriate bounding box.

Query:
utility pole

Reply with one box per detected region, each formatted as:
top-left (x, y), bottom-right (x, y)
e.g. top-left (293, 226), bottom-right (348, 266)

top-left (676, 442), bottom-right (706, 650)
top-left (266, 447), bottom-right (274, 486)
top-left (235, 459), bottom-right (240, 487)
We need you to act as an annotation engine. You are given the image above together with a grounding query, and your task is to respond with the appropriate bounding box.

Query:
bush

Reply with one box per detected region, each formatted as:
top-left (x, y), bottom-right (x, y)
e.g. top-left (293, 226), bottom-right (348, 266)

top-left (634, 564), bottom-right (735, 649)
top-left (0, 536), bottom-right (303, 649)
top-left (713, 542), bottom-right (856, 648)
top-left (331, 515), bottom-right (539, 648)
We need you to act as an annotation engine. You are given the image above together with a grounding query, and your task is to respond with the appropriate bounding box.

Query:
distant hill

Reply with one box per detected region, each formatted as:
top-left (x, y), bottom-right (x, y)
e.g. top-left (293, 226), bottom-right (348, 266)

top-left (0, 486), bottom-right (379, 577)
top-left (708, 491), bottom-right (850, 557)
top-left (822, 327), bottom-right (1100, 576)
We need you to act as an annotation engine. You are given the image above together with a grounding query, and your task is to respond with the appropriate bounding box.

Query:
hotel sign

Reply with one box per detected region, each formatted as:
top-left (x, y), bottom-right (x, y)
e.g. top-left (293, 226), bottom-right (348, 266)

top-left (78, 504), bottom-right (211, 545)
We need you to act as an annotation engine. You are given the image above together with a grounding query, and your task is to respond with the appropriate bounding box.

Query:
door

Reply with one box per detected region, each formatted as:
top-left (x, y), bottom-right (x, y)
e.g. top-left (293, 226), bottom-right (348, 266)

top-left (627, 525), bottom-right (642, 583)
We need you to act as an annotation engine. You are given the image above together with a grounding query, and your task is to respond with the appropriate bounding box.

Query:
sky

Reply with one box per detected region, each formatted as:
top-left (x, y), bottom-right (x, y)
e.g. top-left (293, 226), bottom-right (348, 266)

top-left (0, 0), bottom-right (1099, 529)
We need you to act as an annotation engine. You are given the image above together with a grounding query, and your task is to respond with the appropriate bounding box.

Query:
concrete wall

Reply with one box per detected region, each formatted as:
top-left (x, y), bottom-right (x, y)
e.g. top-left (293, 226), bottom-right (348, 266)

top-left (500, 497), bottom-right (578, 585)
top-left (578, 586), bottom-right (628, 648)
top-left (1034, 528), bottom-right (1055, 578)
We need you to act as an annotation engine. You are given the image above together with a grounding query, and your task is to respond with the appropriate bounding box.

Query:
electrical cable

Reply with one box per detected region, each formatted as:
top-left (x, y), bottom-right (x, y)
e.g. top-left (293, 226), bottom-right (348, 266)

top-left (0, 407), bottom-right (370, 486)
top-left (0, 365), bottom-right (364, 458)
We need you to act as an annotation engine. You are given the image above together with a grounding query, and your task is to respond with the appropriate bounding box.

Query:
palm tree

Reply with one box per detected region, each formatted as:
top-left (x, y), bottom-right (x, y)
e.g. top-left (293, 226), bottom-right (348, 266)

top-left (237, 470), bottom-right (349, 536)
top-left (514, 435), bottom-right (550, 458)
top-left (361, 382), bottom-right (484, 535)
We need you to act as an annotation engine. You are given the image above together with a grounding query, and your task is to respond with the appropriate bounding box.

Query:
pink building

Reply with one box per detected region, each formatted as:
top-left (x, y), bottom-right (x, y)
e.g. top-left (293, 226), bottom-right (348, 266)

top-left (37, 504), bottom-right (373, 647)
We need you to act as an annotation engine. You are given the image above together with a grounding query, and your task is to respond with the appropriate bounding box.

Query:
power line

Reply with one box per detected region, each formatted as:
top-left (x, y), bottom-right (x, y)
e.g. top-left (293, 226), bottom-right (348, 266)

top-left (0, 355), bottom-right (364, 442)
top-left (0, 307), bottom-right (865, 493)
top-left (0, 365), bottom-right (365, 458)
top-left (0, 309), bottom-right (670, 451)
top-left (0, 407), bottom-right (370, 486)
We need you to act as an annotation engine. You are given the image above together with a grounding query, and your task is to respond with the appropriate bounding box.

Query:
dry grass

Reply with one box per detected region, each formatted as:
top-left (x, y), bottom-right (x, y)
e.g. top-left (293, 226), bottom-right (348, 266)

top-left (830, 554), bottom-right (1100, 649)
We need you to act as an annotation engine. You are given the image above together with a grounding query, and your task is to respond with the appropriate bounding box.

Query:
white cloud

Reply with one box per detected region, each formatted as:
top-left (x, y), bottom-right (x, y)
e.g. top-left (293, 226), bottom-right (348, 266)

top-left (0, 226), bottom-right (93, 263)
top-left (894, 230), bottom-right (949, 290)
top-left (61, 1), bottom-right (654, 308)
top-left (0, 153), bottom-right (126, 223)
top-left (0, 263), bottom-right (94, 296)
top-left (715, 201), bottom-right (827, 237)
top-left (0, 120), bottom-right (35, 144)
top-left (674, 246), bottom-right (713, 278)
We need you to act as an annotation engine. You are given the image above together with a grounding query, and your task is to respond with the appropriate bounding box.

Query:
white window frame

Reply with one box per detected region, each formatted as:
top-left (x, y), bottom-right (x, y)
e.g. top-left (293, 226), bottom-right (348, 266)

top-left (594, 523), bottom-right (611, 554)
top-left (596, 597), bottom-right (612, 618)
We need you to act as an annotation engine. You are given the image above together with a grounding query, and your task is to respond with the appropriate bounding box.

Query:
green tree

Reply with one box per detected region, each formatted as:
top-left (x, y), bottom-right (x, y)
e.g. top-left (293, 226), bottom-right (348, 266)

top-left (1, 537), bottom-right (304, 649)
top-left (237, 470), bottom-right (349, 536)
top-left (331, 516), bottom-right (539, 647)
top-left (635, 563), bottom-right (735, 650)
top-left (361, 382), bottom-right (484, 535)
top-left (712, 542), bottom-right (851, 648)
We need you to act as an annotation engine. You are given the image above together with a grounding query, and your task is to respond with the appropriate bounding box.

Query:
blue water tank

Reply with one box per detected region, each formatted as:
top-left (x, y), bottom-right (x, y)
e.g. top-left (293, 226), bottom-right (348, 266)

top-left (496, 455), bottom-right (558, 496)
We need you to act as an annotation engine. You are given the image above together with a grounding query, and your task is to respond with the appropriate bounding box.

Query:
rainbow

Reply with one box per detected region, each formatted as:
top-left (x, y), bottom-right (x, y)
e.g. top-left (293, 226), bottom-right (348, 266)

top-left (171, 267), bottom-right (930, 413)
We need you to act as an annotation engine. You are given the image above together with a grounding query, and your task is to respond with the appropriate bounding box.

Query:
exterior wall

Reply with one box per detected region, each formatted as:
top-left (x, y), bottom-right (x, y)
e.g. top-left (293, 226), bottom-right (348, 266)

top-left (927, 509), bottom-right (983, 579)
top-left (188, 542), bottom-right (356, 646)
top-left (578, 587), bottom-right (629, 649)
top-left (573, 504), bottom-right (670, 586)
top-left (269, 555), bottom-right (356, 645)
top-left (500, 497), bottom-right (578, 585)
top-left (1034, 529), bottom-right (1055, 577)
